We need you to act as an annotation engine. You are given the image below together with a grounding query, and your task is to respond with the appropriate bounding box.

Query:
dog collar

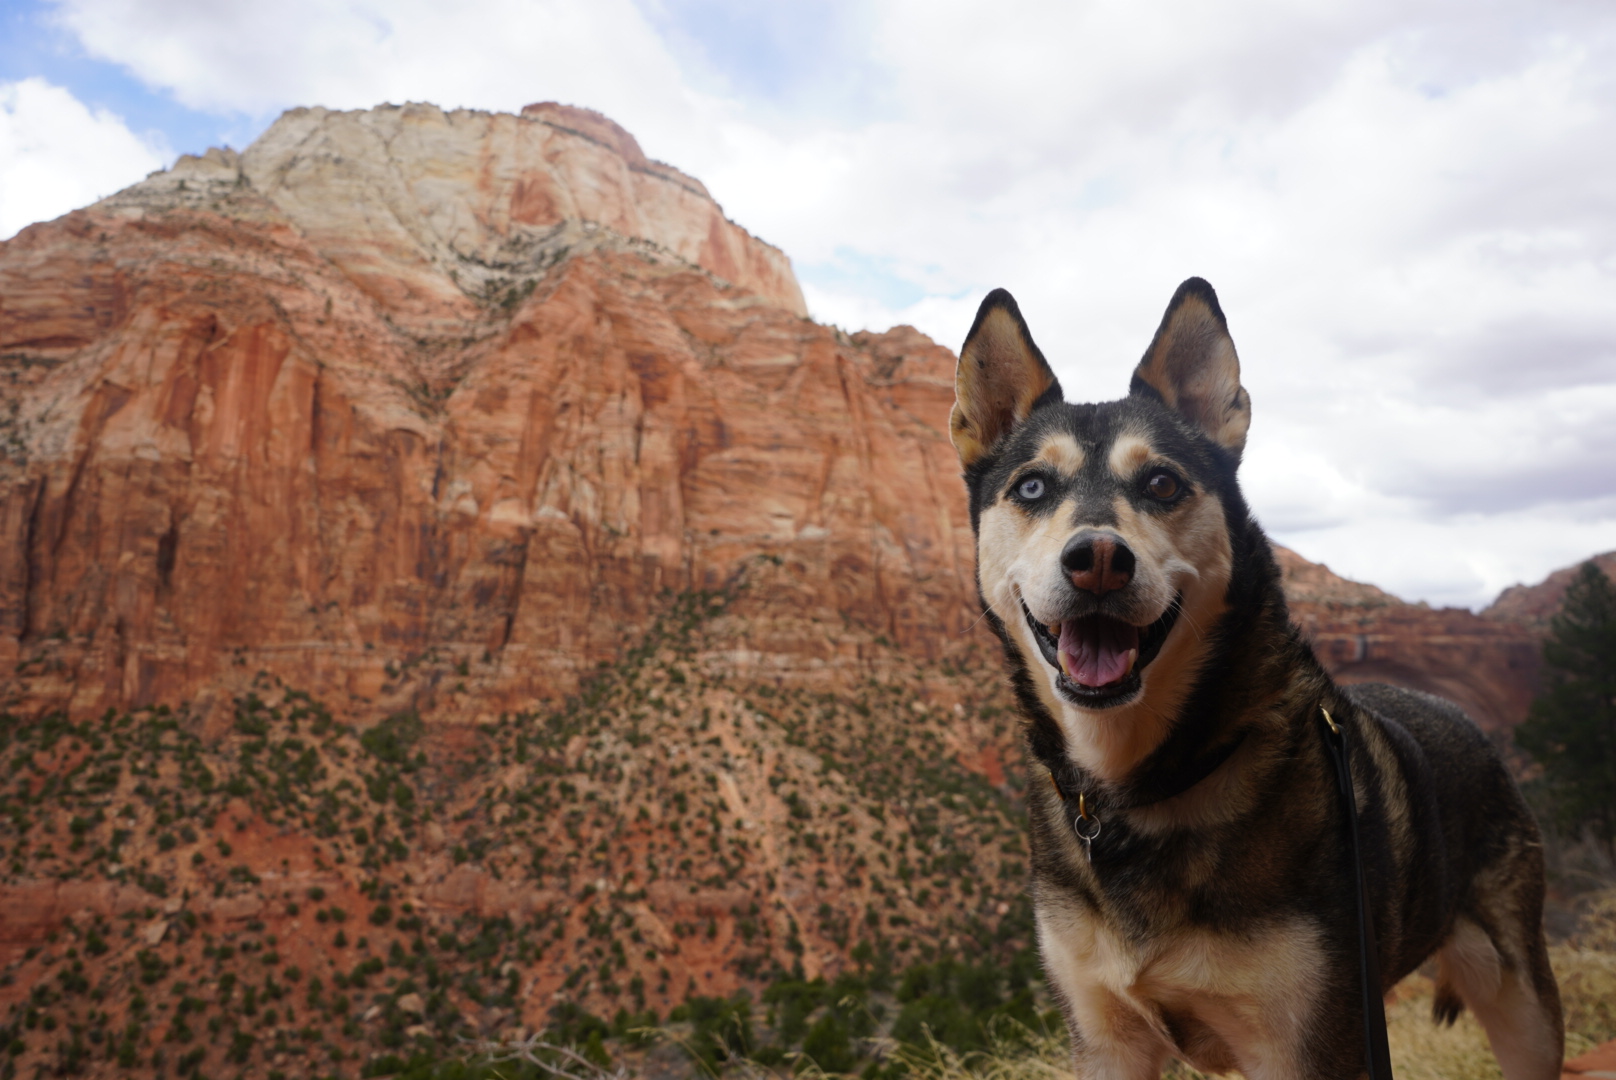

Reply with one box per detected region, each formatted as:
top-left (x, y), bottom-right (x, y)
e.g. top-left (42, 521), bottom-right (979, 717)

top-left (1044, 729), bottom-right (1247, 860)
top-left (1044, 728), bottom-right (1248, 812)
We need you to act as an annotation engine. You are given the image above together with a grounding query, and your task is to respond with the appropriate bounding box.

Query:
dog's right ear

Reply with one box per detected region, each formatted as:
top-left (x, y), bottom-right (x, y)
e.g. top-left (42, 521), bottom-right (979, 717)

top-left (951, 289), bottom-right (1062, 469)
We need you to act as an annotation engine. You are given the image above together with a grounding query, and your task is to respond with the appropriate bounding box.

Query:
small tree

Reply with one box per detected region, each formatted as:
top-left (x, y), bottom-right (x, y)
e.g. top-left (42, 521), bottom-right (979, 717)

top-left (1516, 561), bottom-right (1616, 855)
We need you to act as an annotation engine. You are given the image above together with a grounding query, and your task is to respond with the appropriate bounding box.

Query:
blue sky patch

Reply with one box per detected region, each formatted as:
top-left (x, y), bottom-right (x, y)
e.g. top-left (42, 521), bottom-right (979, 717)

top-left (6, 1), bottom-right (299, 161)
top-left (634, 0), bottom-right (888, 122)
top-left (796, 246), bottom-right (942, 311)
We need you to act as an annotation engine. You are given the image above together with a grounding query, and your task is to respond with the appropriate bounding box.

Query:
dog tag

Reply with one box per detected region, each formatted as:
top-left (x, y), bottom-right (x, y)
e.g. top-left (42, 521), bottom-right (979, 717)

top-left (1074, 794), bottom-right (1102, 864)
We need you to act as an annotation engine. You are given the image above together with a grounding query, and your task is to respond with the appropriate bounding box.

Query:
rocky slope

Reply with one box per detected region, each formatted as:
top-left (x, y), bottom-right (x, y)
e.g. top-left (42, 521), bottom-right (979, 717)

top-left (0, 578), bottom-right (1032, 1079)
top-left (0, 99), bottom-right (1600, 1078)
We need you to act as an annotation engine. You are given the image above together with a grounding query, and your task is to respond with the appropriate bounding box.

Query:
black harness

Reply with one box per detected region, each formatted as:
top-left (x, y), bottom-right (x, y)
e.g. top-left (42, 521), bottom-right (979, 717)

top-left (1320, 705), bottom-right (1395, 1080)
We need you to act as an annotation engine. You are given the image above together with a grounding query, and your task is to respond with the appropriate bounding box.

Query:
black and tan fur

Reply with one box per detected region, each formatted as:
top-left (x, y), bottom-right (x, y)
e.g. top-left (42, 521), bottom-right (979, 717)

top-left (951, 280), bottom-right (1562, 1079)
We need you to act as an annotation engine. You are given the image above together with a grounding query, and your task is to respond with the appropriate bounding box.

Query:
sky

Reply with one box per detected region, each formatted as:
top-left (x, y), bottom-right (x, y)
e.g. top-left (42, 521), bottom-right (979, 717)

top-left (2, 0), bottom-right (1615, 609)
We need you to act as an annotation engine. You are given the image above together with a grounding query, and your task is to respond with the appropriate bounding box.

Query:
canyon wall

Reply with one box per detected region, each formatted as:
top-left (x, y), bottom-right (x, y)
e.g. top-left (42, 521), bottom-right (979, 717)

top-left (1, 102), bottom-right (962, 729)
top-left (1278, 547), bottom-right (1543, 733)
top-left (0, 102), bottom-right (1585, 734)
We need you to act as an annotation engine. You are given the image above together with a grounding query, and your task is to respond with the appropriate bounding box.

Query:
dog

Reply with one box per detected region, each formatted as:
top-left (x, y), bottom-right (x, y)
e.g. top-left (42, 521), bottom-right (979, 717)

top-left (949, 279), bottom-right (1562, 1079)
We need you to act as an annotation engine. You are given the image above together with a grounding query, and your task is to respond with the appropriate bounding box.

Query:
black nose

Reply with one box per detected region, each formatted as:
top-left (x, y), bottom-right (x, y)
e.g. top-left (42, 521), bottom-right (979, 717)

top-left (1061, 531), bottom-right (1135, 596)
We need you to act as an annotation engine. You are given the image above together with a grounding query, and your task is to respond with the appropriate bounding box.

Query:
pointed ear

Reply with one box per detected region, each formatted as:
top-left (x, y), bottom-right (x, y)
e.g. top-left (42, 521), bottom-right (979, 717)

top-left (951, 289), bottom-right (1062, 469)
top-left (1130, 278), bottom-right (1251, 460)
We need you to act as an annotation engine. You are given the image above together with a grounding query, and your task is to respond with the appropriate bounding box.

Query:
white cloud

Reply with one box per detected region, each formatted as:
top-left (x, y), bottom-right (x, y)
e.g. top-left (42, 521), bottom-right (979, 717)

top-left (46, 0), bottom-right (725, 168)
top-left (27, 0), bottom-right (1616, 606)
top-left (709, 4), bottom-right (1616, 608)
top-left (0, 77), bottom-right (169, 240)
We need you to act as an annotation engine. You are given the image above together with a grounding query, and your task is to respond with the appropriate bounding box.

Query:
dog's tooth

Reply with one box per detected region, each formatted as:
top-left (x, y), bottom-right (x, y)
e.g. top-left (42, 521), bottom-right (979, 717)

top-left (1126, 648), bottom-right (1139, 674)
top-left (1048, 623), bottom-right (1061, 636)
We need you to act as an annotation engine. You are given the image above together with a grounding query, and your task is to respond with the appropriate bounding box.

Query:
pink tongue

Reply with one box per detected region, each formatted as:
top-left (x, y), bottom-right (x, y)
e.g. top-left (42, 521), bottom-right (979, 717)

top-left (1059, 617), bottom-right (1141, 687)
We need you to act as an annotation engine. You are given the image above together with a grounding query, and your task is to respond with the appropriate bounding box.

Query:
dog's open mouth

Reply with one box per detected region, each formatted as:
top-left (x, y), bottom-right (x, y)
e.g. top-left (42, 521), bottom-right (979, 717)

top-left (1022, 596), bottom-right (1182, 707)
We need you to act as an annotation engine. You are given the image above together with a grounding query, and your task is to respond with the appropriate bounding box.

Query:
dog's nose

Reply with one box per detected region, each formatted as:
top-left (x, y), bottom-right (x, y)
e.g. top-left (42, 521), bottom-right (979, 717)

top-left (1061, 531), bottom-right (1135, 596)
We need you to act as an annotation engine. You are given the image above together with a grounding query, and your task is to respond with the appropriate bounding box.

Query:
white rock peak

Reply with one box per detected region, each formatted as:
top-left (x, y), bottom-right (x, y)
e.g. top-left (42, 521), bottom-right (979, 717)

top-left (100, 101), bottom-right (807, 323)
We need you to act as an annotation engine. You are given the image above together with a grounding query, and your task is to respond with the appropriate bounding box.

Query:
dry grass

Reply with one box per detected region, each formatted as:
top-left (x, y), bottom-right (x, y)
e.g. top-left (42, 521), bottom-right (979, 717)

top-left (1556, 887), bottom-right (1616, 1058)
top-left (1383, 977), bottom-right (1506, 1080)
top-left (863, 890), bottom-right (1616, 1080)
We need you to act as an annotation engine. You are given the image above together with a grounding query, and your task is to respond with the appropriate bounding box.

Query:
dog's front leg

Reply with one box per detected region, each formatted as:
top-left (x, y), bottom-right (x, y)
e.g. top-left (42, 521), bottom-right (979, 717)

top-left (1040, 970), bottom-right (1169, 1080)
top-left (1040, 905), bottom-right (1174, 1078)
top-left (1061, 984), bottom-right (1173, 1080)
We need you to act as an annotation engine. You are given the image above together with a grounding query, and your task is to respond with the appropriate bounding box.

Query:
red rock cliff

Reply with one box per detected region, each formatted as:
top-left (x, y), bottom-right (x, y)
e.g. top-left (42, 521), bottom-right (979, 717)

top-left (1, 103), bottom-right (967, 725)
top-left (1276, 547), bottom-right (1544, 732)
top-left (1485, 552), bottom-right (1616, 630)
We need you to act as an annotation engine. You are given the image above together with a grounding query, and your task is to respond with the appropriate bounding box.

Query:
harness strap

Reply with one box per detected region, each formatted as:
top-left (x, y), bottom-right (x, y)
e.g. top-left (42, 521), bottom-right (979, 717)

top-left (1319, 706), bottom-right (1395, 1080)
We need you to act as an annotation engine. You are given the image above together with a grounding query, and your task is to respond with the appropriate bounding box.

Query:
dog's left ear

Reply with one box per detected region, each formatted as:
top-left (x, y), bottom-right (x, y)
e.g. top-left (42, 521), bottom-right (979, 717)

top-left (951, 289), bottom-right (1062, 469)
top-left (1130, 278), bottom-right (1251, 461)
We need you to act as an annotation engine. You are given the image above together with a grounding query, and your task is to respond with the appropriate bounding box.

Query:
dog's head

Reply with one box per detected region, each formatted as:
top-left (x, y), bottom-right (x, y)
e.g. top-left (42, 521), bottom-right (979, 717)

top-left (952, 279), bottom-right (1252, 776)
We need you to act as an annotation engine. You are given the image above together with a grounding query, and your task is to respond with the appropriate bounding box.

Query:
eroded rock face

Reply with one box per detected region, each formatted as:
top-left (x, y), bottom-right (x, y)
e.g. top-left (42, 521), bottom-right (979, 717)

top-left (0, 103), bottom-right (964, 724)
top-left (100, 102), bottom-right (806, 328)
top-left (1277, 546), bottom-right (1543, 732)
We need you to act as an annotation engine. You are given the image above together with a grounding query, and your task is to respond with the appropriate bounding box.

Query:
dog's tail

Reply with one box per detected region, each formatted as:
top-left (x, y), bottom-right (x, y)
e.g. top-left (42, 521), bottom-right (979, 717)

top-left (1432, 978), bottom-right (1466, 1026)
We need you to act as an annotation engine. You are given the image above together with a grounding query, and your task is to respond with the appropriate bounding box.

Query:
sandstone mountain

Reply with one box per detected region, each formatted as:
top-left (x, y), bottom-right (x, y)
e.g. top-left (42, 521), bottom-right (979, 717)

top-left (0, 101), bottom-right (1595, 1078)
top-left (1, 100), bottom-right (957, 726)
top-left (0, 101), bottom-right (1002, 1079)
top-left (1278, 546), bottom-right (1615, 733)
top-left (1277, 547), bottom-right (1538, 733)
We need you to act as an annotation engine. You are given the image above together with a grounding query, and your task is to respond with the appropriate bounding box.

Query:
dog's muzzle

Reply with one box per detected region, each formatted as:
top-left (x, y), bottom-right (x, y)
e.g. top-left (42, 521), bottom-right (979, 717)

top-left (1022, 596), bottom-right (1182, 708)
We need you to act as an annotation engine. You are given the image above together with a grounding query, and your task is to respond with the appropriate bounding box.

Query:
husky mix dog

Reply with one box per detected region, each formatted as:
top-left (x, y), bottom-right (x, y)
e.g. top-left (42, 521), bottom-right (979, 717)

top-left (949, 279), bottom-right (1562, 1079)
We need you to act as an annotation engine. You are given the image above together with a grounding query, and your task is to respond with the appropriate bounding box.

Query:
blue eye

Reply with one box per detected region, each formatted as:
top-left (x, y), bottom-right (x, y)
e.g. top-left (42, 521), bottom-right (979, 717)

top-left (1017, 477), bottom-right (1046, 500)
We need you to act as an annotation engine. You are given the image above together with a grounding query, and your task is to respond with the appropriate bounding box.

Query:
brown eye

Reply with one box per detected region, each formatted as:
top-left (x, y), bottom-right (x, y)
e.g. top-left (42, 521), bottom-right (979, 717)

top-left (1146, 472), bottom-right (1179, 500)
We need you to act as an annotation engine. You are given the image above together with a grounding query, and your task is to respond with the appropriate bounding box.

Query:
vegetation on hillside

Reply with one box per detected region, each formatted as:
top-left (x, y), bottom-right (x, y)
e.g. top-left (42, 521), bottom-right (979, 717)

top-left (6, 559), bottom-right (1610, 1079)
top-left (0, 568), bottom-right (1045, 1079)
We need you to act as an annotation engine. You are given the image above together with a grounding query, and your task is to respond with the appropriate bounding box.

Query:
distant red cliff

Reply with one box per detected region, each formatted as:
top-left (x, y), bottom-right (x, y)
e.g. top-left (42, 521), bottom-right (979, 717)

top-left (1276, 545), bottom-right (1615, 732)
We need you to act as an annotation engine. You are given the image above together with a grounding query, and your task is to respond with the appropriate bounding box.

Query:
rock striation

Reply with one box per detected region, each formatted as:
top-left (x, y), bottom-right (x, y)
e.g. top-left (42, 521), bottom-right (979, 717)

top-left (1, 102), bottom-right (959, 726)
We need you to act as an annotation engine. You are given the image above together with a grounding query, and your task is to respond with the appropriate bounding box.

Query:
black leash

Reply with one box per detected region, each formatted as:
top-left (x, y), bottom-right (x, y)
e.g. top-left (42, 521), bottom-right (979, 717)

top-left (1320, 707), bottom-right (1395, 1080)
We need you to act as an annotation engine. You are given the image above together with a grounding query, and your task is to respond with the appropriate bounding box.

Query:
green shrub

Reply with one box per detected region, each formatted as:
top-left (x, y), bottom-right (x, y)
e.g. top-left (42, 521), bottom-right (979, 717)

top-left (669, 993), bottom-right (752, 1072)
top-left (361, 713), bottom-right (423, 765)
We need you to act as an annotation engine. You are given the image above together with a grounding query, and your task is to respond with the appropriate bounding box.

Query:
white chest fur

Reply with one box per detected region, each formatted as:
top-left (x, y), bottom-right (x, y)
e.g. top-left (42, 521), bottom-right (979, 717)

top-left (1036, 898), bottom-right (1324, 1079)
